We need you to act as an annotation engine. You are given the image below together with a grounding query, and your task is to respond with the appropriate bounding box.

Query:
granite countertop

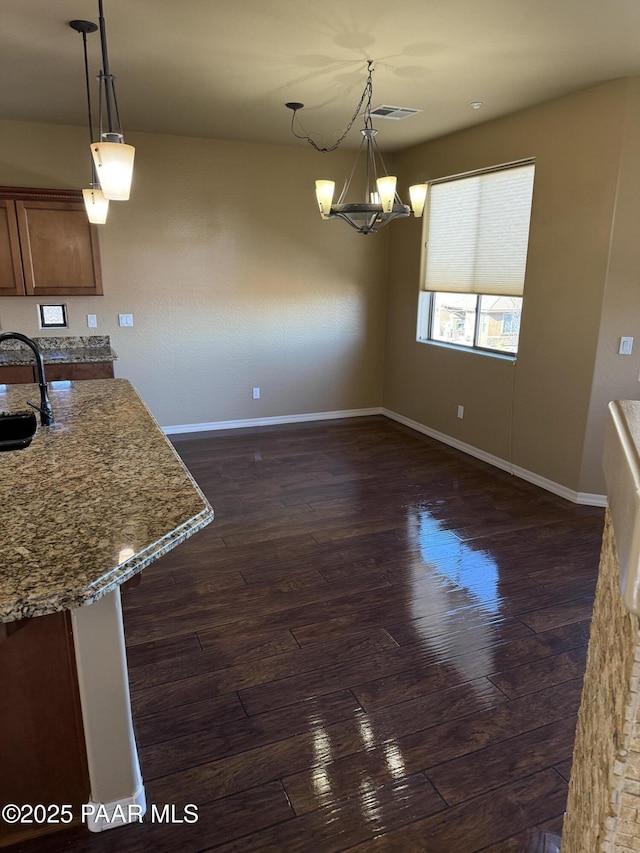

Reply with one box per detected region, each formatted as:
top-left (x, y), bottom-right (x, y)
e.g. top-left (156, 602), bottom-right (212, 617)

top-left (0, 379), bottom-right (213, 622)
top-left (0, 335), bottom-right (117, 366)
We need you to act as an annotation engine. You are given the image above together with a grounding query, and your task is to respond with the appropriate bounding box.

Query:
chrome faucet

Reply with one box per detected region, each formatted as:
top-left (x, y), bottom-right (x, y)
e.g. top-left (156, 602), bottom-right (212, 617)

top-left (0, 333), bottom-right (54, 426)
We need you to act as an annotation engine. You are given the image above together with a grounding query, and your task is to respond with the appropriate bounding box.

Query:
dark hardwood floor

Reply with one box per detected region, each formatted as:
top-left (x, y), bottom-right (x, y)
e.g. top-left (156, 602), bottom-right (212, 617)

top-left (9, 416), bottom-right (604, 852)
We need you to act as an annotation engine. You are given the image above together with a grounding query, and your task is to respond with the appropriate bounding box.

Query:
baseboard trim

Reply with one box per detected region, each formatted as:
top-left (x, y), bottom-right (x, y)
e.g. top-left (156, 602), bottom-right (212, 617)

top-left (382, 408), bottom-right (607, 508)
top-left (85, 784), bottom-right (146, 833)
top-left (162, 405), bottom-right (606, 507)
top-left (163, 407), bottom-right (384, 436)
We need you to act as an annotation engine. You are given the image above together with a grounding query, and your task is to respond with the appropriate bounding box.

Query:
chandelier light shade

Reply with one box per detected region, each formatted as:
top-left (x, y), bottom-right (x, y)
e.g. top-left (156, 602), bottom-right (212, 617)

top-left (315, 180), bottom-right (335, 217)
top-left (287, 61), bottom-right (428, 235)
top-left (376, 175), bottom-right (397, 213)
top-left (82, 187), bottom-right (109, 224)
top-left (70, 18), bottom-right (109, 224)
top-left (409, 183), bottom-right (428, 218)
top-left (91, 0), bottom-right (135, 201)
top-left (91, 140), bottom-right (135, 200)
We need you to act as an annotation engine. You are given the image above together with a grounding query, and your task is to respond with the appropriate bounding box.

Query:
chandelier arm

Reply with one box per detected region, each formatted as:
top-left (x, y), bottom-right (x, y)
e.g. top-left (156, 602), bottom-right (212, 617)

top-left (338, 134), bottom-right (367, 204)
top-left (109, 75), bottom-right (124, 137)
top-left (370, 135), bottom-right (405, 204)
top-left (332, 211), bottom-right (378, 234)
top-left (336, 177), bottom-right (349, 206)
top-left (366, 133), bottom-right (378, 200)
top-left (97, 65), bottom-right (104, 140)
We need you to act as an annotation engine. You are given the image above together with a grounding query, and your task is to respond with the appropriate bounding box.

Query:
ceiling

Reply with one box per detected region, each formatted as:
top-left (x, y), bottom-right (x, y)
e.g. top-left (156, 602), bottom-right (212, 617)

top-left (3, 0), bottom-right (640, 152)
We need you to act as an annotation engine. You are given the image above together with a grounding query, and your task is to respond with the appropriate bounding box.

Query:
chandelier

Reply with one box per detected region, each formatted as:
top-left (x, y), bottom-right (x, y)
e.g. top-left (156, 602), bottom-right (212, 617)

top-left (286, 61), bottom-right (427, 235)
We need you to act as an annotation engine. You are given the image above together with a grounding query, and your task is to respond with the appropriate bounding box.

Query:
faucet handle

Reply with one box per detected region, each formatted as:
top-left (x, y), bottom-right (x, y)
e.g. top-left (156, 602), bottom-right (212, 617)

top-left (26, 400), bottom-right (54, 425)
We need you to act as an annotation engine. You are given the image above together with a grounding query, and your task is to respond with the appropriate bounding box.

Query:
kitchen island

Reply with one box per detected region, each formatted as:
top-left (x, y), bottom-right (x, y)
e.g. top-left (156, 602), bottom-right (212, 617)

top-left (0, 379), bottom-right (213, 846)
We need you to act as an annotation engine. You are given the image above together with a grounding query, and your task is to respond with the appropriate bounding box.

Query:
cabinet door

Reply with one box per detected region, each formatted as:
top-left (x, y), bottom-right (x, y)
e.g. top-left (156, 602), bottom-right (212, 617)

top-left (0, 365), bottom-right (35, 384)
top-left (0, 612), bottom-right (90, 845)
top-left (0, 364), bottom-right (115, 385)
top-left (46, 362), bottom-right (114, 381)
top-left (0, 200), bottom-right (25, 296)
top-left (16, 200), bottom-right (103, 297)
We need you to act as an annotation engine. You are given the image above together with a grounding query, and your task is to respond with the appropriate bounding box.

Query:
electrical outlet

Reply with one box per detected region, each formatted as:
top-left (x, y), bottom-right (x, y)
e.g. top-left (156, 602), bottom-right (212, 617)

top-left (118, 313), bottom-right (134, 327)
top-left (252, 387), bottom-right (260, 400)
top-left (87, 314), bottom-right (97, 328)
top-left (457, 405), bottom-right (464, 419)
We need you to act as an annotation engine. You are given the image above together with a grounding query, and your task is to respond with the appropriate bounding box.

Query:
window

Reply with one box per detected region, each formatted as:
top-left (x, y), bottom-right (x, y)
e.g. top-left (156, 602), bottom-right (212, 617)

top-left (416, 161), bottom-right (534, 356)
top-left (38, 303), bottom-right (68, 329)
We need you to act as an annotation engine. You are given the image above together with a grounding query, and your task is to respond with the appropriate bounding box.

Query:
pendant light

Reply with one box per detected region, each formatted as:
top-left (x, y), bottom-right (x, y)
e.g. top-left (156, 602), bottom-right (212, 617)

top-left (287, 62), bottom-right (428, 235)
top-left (90, 0), bottom-right (135, 201)
top-left (70, 19), bottom-right (109, 224)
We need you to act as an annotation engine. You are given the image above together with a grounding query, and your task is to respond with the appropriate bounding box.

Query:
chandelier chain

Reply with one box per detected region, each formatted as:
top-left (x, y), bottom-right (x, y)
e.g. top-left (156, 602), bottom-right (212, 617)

top-left (290, 60), bottom-right (375, 153)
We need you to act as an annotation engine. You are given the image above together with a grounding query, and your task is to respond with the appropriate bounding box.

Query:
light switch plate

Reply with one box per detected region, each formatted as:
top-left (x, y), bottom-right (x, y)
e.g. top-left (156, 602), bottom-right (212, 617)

top-left (87, 314), bottom-right (97, 328)
top-left (118, 314), bottom-right (134, 327)
top-left (620, 336), bottom-right (634, 355)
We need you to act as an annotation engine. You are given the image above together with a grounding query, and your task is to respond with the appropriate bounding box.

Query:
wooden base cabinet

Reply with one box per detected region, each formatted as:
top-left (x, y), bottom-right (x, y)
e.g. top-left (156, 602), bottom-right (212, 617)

top-left (0, 188), bottom-right (102, 298)
top-left (0, 613), bottom-right (90, 847)
top-left (0, 363), bottom-right (114, 385)
top-left (46, 363), bottom-right (114, 382)
top-left (0, 365), bottom-right (34, 384)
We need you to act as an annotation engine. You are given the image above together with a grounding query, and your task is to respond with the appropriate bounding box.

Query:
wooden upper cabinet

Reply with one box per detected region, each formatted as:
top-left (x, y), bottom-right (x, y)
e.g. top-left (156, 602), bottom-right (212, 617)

top-left (0, 199), bottom-right (25, 297)
top-left (0, 188), bottom-right (102, 297)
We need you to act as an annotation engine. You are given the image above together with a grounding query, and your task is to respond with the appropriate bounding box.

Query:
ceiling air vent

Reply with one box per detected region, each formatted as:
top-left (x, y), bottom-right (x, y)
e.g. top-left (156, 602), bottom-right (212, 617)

top-left (369, 105), bottom-right (422, 120)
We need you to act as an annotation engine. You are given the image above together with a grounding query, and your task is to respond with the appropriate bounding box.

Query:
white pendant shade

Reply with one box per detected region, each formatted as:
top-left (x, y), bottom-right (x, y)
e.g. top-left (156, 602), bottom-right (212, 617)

top-left (91, 141), bottom-right (135, 201)
top-left (315, 180), bottom-right (335, 217)
top-left (409, 184), bottom-right (428, 218)
top-left (82, 188), bottom-right (109, 224)
top-left (376, 176), bottom-right (397, 213)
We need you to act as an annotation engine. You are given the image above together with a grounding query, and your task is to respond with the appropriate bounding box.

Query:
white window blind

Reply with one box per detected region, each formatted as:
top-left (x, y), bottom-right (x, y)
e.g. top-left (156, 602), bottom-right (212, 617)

top-left (422, 162), bottom-right (535, 296)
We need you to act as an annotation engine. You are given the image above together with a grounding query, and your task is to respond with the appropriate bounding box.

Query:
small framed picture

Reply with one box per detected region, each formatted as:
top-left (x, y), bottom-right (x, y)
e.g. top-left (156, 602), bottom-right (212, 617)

top-left (39, 304), bottom-right (68, 329)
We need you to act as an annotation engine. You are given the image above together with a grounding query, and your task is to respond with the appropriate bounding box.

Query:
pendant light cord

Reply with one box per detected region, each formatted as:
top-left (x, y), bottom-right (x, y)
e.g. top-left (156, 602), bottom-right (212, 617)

top-left (71, 20), bottom-right (100, 188)
top-left (81, 31), bottom-right (94, 147)
top-left (290, 60), bottom-right (375, 153)
top-left (97, 0), bottom-right (125, 138)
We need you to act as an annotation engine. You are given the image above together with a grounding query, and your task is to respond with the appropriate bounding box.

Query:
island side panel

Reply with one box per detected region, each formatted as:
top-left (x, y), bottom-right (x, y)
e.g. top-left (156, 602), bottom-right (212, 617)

top-left (71, 588), bottom-right (145, 831)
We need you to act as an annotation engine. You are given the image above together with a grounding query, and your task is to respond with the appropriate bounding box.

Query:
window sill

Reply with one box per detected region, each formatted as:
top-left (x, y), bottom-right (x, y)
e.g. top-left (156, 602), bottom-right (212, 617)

top-left (416, 338), bottom-right (517, 362)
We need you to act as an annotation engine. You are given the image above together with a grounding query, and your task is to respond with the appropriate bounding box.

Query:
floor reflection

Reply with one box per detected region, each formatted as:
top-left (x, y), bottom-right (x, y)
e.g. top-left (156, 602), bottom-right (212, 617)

top-left (303, 506), bottom-right (515, 820)
top-left (412, 510), bottom-right (500, 610)
top-left (307, 710), bottom-right (412, 824)
top-left (401, 507), bottom-right (507, 690)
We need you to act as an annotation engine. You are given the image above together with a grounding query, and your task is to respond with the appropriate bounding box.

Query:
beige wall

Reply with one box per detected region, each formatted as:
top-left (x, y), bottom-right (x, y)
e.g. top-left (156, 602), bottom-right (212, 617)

top-left (3, 76), bottom-right (640, 496)
top-left (580, 78), bottom-right (640, 494)
top-left (0, 120), bottom-right (388, 427)
top-left (386, 79), bottom-right (635, 497)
